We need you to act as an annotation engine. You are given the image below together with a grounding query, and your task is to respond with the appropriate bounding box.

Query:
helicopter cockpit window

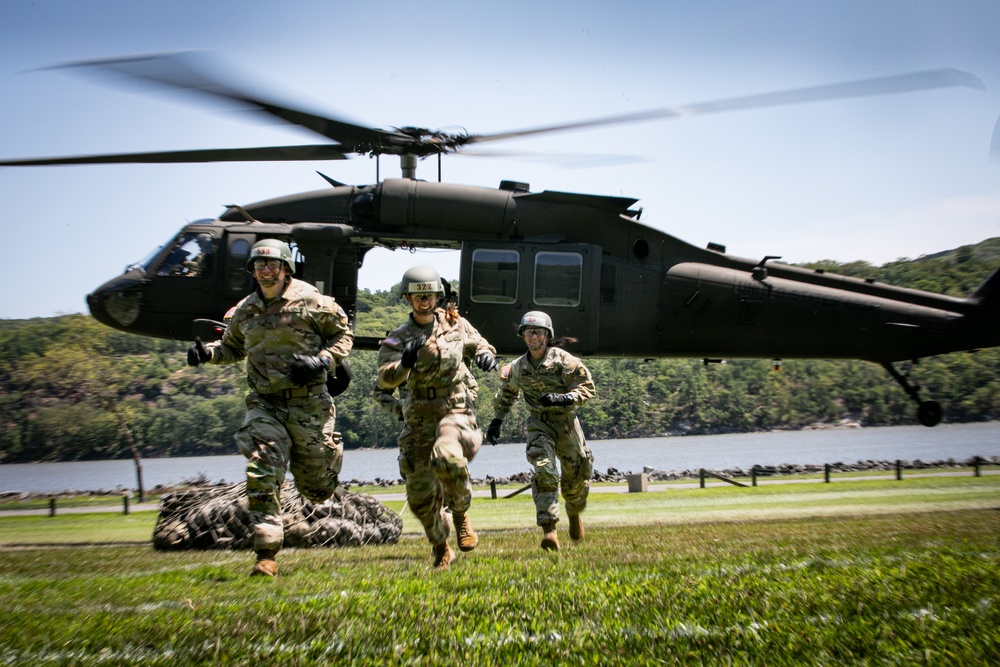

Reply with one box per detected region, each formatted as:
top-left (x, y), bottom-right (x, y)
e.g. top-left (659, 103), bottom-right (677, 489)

top-left (470, 249), bottom-right (519, 303)
top-left (156, 232), bottom-right (215, 278)
top-left (534, 251), bottom-right (582, 307)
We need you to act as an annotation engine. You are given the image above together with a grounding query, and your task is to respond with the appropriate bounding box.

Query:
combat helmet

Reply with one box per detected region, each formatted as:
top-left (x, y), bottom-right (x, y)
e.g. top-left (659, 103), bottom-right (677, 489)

top-left (399, 266), bottom-right (445, 298)
top-left (517, 311), bottom-right (554, 338)
top-left (247, 239), bottom-right (295, 273)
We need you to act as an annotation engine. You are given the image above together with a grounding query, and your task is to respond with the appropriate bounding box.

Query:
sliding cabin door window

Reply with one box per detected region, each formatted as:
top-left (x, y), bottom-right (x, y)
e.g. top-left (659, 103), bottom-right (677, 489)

top-left (470, 249), bottom-right (519, 303)
top-left (534, 251), bottom-right (583, 307)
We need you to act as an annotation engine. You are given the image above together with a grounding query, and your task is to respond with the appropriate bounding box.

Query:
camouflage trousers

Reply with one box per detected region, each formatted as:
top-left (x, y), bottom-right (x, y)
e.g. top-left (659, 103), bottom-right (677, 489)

top-left (397, 408), bottom-right (482, 546)
top-left (526, 414), bottom-right (594, 526)
top-left (235, 391), bottom-right (343, 553)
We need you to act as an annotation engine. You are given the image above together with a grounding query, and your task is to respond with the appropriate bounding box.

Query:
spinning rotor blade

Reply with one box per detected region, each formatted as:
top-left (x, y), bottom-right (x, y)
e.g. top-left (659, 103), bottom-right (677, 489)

top-left (1, 54), bottom-right (984, 171)
top-left (990, 114), bottom-right (1000, 162)
top-left (468, 69), bottom-right (985, 145)
top-left (48, 52), bottom-right (412, 153)
top-left (0, 144), bottom-right (350, 167)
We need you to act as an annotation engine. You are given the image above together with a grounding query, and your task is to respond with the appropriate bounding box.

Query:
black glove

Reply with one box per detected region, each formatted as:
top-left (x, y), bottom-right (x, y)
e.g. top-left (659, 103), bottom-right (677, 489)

top-left (187, 337), bottom-right (211, 366)
top-left (485, 418), bottom-right (503, 445)
top-left (540, 392), bottom-right (575, 407)
top-left (290, 354), bottom-right (328, 385)
top-left (476, 350), bottom-right (498, 372)
top-left (400, 335), bottom-right (426, 369)
top-left (325, 359), bottom-right (353, 397)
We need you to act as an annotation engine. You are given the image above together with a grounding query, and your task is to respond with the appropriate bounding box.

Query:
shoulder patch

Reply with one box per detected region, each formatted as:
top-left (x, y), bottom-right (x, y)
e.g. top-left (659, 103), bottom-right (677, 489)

top-left (500, 363), bottom-right (512, 380)
top-left (382, 336), bottom-right (403, 349)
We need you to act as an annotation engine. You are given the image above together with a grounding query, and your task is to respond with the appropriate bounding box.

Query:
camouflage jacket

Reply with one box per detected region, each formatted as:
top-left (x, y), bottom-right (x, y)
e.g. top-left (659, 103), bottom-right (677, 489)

top-left (373, 363), bottom-right (480, 418)
top-left (377, 310), bottom-right (494, 402)
top-left (493, 346), bottom-right (595, 420)
top-left (206, 278), bottom-right (353, 395)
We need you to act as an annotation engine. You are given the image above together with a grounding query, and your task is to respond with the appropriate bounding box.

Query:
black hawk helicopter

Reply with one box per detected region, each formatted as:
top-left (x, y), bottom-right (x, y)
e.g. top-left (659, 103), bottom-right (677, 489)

top-left (2, 53), bottom-right (996, 427)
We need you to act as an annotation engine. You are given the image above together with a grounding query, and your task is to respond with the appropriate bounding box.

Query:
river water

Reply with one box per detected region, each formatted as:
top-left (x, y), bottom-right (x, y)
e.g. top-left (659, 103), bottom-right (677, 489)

top-left (2, 422), bottom-right (998, 494)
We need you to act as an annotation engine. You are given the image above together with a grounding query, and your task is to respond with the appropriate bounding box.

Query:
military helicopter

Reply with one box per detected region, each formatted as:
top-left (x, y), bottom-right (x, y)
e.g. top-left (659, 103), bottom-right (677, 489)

top-left (3, 52), bottom-right (996, 427)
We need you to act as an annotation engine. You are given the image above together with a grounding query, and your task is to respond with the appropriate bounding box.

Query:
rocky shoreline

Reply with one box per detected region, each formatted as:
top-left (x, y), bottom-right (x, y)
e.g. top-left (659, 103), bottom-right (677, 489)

top-left (2, 455), bottom-right (996, 500)
top-left (359, 455), bottom-right (1000, 489)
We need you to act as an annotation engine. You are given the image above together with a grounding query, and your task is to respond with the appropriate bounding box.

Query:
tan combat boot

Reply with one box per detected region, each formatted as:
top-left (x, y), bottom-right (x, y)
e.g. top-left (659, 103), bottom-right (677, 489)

top-left (251, 549), bottom-right (278, 577)
top-left (453, 511), bottom-right (478, 552)
top-left (432, 542), bottom-right (456, 570)
top-left (568, 513), bottom-right (584, 541)
top-left (540, 523), bottom-right (560, 551)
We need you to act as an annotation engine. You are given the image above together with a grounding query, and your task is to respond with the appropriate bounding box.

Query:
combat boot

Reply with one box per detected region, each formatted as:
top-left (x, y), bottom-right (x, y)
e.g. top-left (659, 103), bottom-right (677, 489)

top-left (453, 511), bottom-right (478, 552)
top-left (251, 549), bottom-right (278, 577)
top-left (540, 523), bottom-right (560, 551)
top-left (568, 513), bottom-right (584, 541)
top-left (432, 542), bottom-right (456, 570)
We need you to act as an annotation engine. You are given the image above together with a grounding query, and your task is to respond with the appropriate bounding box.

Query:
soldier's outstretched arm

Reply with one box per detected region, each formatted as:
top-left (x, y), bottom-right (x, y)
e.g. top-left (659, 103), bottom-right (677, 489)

top-left (317, 298), bottom-right (354, 363)
top-left (561, 357), bottom-right (596, 403)
top-left (376, 338), bottom-right (410, 390)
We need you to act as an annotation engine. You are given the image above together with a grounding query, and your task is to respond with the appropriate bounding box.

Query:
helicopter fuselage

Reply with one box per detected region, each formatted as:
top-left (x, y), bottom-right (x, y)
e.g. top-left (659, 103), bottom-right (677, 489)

top-left (87, 178), bottom-right (1000, 365)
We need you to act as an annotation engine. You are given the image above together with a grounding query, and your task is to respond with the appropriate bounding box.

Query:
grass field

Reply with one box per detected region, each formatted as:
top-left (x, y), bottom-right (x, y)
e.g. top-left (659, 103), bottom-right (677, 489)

top-left (2, 477), bottom-right (999, 665)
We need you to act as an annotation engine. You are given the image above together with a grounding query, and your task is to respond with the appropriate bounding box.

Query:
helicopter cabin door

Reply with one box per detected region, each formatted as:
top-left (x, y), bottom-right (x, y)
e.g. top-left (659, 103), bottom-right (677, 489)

top-left (459, 242), bottom-right (601, 357)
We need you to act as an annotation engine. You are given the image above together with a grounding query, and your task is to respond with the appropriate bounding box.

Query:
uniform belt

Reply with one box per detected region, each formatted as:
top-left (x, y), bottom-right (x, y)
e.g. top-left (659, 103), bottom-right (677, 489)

top-left (532, 411), bottom-right (575, 422)
top-left (410, 386), bottom-right (454, 399)
top-left (277, 384), bottom-right (327, 399)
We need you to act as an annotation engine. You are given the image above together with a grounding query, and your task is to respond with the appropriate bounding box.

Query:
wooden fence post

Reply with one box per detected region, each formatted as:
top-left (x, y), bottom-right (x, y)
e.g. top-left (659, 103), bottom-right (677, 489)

top-left (49, 497), bottom-right (56, 517)
top-left (896, 460), bottom-right (903, 480)
top-left (824, 464), bottom-right (831, 484)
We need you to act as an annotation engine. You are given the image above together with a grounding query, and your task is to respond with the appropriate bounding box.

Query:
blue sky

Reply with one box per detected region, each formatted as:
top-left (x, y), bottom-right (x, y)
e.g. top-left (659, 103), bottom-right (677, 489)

top-left (1, 0), bottom-right (999, 320)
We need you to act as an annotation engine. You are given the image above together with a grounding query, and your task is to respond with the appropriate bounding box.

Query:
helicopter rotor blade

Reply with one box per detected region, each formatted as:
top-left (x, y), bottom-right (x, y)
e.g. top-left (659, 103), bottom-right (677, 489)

top-left (458, 148), bottom-right (648, 168)
top-left (47, 51), bottom-right (412, 153)
top-left (468, 69), bottom-right (985, 145)
top-left (0, 144), bottom-right (351, 167)
top-left (990, 113), bottom-right (1000, 162)
top-left (5, 56), bottom-right (984, 171)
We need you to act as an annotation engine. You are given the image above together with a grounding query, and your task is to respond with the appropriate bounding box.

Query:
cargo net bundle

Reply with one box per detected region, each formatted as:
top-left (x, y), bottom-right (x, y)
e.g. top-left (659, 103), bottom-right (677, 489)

top-left (153, 481), bottom-right (403, 551)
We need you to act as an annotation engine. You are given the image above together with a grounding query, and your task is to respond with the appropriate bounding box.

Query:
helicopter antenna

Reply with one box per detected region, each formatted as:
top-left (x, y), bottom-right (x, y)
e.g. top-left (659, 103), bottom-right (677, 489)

top-left (316, 171), bottom-right (348, 188)
top-left (224, 204), bottom-right (258, 222)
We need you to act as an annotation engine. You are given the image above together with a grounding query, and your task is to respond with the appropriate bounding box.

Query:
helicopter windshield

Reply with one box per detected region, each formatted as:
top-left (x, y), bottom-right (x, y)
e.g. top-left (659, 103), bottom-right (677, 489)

top-left (155, 231), bottom-right (216, 278)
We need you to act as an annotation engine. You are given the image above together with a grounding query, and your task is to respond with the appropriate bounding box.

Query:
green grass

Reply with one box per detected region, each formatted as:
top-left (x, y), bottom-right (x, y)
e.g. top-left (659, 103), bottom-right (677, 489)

top-left (2, 478), bottom-right (1000, 664)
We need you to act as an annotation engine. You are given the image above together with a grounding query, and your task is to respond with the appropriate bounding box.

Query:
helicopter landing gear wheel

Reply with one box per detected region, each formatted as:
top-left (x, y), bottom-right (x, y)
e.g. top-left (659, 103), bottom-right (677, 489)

top-left (917, 400), bottom-right (942, 427)
top-left (882, 362), bottom-right (941, 427)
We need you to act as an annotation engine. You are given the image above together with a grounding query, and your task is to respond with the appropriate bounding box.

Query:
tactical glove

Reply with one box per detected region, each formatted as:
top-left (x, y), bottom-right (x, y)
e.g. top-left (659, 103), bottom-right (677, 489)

top-left (476, 350), bottom-right (498, 372)
top-left (187, 337), bottom-right (212, 366)
top-left (485, 418), bottom-right (503, 445)
top-left (290, 354), bottom-right (329, 385)
top-left (326, 359), bottom-right (353, 397)
top-left (540, 392), bottom-right (575, 407)
top-left (400, 335), bottom-right (427, 369)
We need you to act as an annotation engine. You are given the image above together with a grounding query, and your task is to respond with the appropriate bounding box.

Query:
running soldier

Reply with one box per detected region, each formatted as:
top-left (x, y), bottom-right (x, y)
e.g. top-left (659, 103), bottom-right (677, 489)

top-left (376, 266), bottom-right (497, 570)
top-left (486, 311), bottom-right (595, 551)
top-left (187, 238), bottom-right (353, 576)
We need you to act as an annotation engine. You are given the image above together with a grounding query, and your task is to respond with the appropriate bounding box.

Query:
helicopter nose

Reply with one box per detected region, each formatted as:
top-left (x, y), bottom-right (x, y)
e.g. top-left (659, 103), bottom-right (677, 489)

top-left (87, 273), bottom-right (144, 329)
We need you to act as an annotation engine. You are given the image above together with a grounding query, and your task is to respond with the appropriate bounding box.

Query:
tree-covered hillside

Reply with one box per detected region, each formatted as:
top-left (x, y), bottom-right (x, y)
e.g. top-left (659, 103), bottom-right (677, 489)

top-left (2, 240), bottom-right (1000, 463)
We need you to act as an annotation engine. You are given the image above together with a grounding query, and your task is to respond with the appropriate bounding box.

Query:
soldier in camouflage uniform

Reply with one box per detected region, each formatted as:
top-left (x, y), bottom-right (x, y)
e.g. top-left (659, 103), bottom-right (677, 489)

top-left (486, 311), bottom-right (595, 551)
top-left (373, 365), bottom-right (479, 421)
top-left (376, 266), bottom-right (498, 570)
top-left (187, 239), bottom-right (353, 576)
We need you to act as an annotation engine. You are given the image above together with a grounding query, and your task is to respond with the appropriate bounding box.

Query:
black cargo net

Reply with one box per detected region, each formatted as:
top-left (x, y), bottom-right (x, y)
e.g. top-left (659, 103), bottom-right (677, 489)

top-left (153, 481), bottom-right (402, 550)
